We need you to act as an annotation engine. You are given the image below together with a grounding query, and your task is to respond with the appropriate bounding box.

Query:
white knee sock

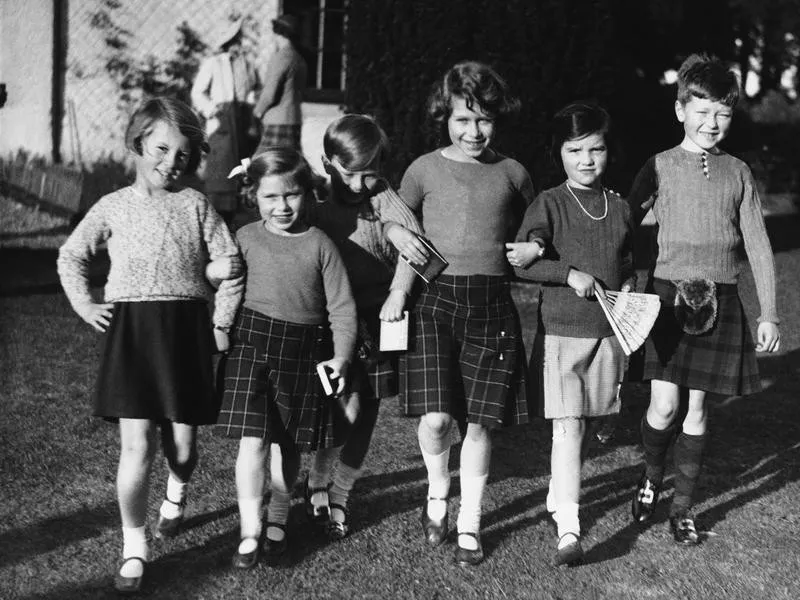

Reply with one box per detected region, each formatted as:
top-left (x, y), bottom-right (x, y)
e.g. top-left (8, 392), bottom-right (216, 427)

top-left (266, 489), bottom-right (291, 541)
top-left (457, 473), bottom-right (487, 550)
top-left (555, 501), bottom-right (580, 545)
top-left (329, 462), bottom-right (361, 522)
top-left (420, 447), bottom-right (450, 520)
top-left (238, 495), bottom-right (263, 540)
top-left (546, 478), bottom-right (557, 514)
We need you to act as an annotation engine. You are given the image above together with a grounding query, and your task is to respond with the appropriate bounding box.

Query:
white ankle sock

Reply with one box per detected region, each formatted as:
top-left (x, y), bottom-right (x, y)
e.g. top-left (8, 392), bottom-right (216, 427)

top-left (420, 446), bottom-right (451, 501)
top-left (121, 526), bottom-right (148, 576)
top-left (165, 474), bottom-right (188, 504)
top-left (456, 473), bottom-right (487, 537)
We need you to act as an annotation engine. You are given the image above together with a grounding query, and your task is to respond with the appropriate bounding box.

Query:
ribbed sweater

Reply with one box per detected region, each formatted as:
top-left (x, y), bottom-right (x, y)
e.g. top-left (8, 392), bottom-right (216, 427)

top-left (399, 150), bottom-right (535, 276)
top-left (515, 184), bottom-right (635, 338)
top-left (216, 223), bottom-right (357, 360)
top-left (57, 186), bottom-right (242, 328)
top-left (308, 182), bottom-right (423, 309)
top-left (628, 145), bottom-right (778, 323)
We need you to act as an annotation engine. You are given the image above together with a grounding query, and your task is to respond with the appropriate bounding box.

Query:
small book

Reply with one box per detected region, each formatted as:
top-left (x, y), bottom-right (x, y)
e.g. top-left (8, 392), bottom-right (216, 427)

top-left (400, 237), bottom-right (449, 283)
top-left (316, 363), bottom-right (335, 396)
top-left (379, 311), bottom-right (409, 352)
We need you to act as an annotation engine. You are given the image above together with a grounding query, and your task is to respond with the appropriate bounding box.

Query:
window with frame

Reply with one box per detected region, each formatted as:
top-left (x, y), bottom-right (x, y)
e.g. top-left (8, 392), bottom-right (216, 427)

top-left (289, 0), bottom-right (347, 103)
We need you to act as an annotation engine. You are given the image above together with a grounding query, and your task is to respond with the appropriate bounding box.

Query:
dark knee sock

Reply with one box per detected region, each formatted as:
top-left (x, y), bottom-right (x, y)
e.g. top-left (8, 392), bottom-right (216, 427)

top-left (641, 417), bottom-right (676, 485)
top-left (671, 431), bottom-right (706, 517)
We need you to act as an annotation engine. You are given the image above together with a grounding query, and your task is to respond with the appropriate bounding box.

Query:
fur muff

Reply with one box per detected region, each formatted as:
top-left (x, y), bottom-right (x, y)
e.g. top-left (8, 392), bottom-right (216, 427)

top-left (674, 279), bottom-right (718, 335)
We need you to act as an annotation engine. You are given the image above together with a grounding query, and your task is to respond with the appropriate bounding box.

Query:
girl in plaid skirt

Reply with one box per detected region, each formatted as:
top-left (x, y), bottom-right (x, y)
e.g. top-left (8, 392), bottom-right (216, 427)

top-left (512, 102), bottom-right (635, 567)
top-left (302, 114), bottom-right (427, 539)
top-left (397, 61), bottom-right (535, 566)
top-left (211, 147), bottom-right (357, 569)
top-left (627, 54), bottom-right (781, 545)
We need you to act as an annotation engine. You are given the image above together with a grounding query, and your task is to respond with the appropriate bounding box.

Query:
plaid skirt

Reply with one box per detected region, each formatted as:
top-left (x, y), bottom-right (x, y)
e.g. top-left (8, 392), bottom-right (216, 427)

top-left (216, 307), bottom-right (348, 451)
top-left (254, 124), bottom-right (302, 154)
top-left (532, 333), bottom-right (625, 419)
top-left (400, 274), bottom-right (531, 428)
top-left (641, 278), bottom-right (761, 396)
top-left (93, 301), bottom-right (218, 424)
top-left (351, 306), bottom-right (399, 402)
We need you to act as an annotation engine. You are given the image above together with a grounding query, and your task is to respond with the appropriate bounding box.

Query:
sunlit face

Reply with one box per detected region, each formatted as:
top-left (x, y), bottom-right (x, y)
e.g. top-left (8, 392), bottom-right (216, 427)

top-left (325, 156), bottom-right (381, 205)
top-left (135, 120), bottom-right (191, 192)
top-left (256, 175), bottom-right (307, 235)
top-left (560, 132), bottom-right (608, 190)
top-left (675, 96), bottom-right (733, 152)
top-left (446, 96), bottom-right (496, 162)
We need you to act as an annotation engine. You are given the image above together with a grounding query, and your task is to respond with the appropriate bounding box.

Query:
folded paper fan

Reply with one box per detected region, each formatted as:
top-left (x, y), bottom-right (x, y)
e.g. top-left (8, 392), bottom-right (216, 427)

top-left (593, 283), bottom-right (661, 356)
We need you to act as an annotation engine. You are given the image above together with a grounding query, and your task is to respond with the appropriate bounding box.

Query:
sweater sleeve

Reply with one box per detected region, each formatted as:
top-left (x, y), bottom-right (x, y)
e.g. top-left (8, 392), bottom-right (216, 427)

top-left (200, 200), bottom-right (244, 328)
top-left (513, 192), bottom-right (571, 284)
top-left (398, 163), bottom-right (424, 214)
top-left (56, 200), bottom-right (112, 309)
top-left (627, 157), bottom-right (658, 226)
top-left (374, 184), bottom-right (424, 295)
top-left (320, 236), bottom-right (358, 360)
top-left (739, 168), bottom-right (779, 323)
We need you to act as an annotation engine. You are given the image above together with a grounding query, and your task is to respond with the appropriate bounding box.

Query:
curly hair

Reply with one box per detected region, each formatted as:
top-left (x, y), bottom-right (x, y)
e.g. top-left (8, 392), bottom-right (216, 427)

top-left (124, 97), bottom-right (209, 175)
top-left (427, 61), bottom-right (521, 125)
top-left (676, 53), bottom-right (740, 107)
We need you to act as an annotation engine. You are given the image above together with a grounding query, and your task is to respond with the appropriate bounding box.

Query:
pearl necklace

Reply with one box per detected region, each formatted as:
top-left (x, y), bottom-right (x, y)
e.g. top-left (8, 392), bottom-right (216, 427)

top-left (565, 183), bottom-right (608, 221)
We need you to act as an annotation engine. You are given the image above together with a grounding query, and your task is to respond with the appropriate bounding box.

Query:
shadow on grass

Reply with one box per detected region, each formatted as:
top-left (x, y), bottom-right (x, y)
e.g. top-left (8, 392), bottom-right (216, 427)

top-left (0, 501), bottom-right (118, 570)
top-left (0, 248), bottom-right (108, 297)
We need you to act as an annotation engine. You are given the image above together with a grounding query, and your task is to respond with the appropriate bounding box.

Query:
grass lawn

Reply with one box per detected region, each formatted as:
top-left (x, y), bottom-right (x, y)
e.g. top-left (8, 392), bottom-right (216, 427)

top-left (1, 199), bottom-right (800, 599)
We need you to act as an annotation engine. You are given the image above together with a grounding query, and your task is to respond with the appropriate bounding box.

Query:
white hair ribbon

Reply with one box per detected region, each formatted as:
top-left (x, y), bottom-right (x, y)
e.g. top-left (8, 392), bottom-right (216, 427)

top-left (227, 157), bottom-right (251, 179)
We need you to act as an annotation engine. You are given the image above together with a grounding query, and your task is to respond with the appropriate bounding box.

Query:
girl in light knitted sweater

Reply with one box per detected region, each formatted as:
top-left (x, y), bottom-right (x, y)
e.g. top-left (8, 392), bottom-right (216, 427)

top-left (628, 54), bottom-right (780, 546)
top-left (57, 97), bottom-right (241, 594)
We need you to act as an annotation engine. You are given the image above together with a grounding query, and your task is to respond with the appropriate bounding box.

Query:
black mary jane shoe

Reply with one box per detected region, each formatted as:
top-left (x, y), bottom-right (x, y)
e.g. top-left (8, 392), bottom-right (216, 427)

top-left (264, 522), bottom-right (288, 565)
top-left (327, 503), bottom-right (350, 541)
top-left (114, 557), bottom-right (146, 595)
top-left (553, 533), bottom-right (584, 568)
top-left (669, 514), bottom-right (700, 546)
top-left (232, 534), bottom-right (262, 570)
top-left (420, 497), bottom-right (448, 547)
top-left (154, 496), bottom-right (186, 540)
top-left (631, 471), bottom-right (661, 524)
top-left (454, 532), bottom-right (484, 567)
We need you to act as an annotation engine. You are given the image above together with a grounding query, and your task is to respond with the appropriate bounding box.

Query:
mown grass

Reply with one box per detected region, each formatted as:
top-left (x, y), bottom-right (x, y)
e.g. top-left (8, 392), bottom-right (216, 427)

top-left (1, 201), bottom-right (800, 599)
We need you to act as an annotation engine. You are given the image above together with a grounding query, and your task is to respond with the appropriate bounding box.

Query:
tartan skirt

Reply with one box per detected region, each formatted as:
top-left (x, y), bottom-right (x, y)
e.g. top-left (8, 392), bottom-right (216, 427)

top-left (254, 124), bottom-right (302, 154)
top-left (400, 274), bottom-right (532, 428)
top-left (532, 333), bottom-right (625, 419)
top-left (642, 278), bottom-right (761, 396)
top-left (351, 306), bottom-right (399, 402)
top-left (93, 301), bottom-right (218, 424)
top-left (216, 307), bottom-right (348, 451)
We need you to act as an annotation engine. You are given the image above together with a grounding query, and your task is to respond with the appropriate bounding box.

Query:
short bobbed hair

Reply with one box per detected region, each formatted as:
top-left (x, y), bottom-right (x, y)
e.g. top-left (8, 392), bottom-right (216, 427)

top-left (676, 53), bottom-right (740, 107)
top-left (124, 97), bottom-right (209, 175)
top-left (241, 146), bottom-right (315, 207)
top-left (323, 114), bottom-right (390, 171)
top-left (550, 101), bottom-right (612, 163)
top-left (428, 61), bottom-right (521, 124)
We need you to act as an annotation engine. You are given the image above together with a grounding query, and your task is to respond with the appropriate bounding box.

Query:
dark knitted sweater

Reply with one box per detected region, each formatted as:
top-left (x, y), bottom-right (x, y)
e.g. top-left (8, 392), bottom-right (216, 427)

top-left (515, 183), bottom-right (635, 338)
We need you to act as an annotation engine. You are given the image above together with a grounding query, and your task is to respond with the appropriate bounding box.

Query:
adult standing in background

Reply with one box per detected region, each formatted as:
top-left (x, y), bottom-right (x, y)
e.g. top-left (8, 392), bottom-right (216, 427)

top-left (253, 14), bottom-right (307, 153)
top-left (191, 18), bottom-right (260, 222)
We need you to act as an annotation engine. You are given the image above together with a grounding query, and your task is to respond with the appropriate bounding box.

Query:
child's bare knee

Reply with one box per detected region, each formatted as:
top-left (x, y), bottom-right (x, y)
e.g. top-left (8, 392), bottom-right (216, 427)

top-left (423, 413), bottom-right (453, 438)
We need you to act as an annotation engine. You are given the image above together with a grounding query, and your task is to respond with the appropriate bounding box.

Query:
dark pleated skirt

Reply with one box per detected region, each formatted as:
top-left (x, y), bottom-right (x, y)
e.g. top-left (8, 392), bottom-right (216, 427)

top-left (641, 278), bottom-right (761, 396)
top-left (93, 301), bottom-right (218, 424)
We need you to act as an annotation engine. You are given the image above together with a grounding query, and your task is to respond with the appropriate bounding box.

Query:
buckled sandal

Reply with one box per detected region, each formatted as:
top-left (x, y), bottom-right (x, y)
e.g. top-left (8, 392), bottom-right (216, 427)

top-left (327, 503), bottom-right (350, 541)
top-left (154, 496), bottom-right (186, 539)
top-left (304, 476), bottom-right (330, 526)
top-left (114, 556), bottom-right (146, 595)
top-left (420, 497), bottom-right (448, 547)
top-left (669, 514), bottom-right (700, 546)
top-left (631, 471), bottom-right (660, 524)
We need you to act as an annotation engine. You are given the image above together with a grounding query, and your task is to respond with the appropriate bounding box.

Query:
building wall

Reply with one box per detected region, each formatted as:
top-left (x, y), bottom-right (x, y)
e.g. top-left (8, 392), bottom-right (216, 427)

top-left (0, 0), bottom-right (54, 158)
